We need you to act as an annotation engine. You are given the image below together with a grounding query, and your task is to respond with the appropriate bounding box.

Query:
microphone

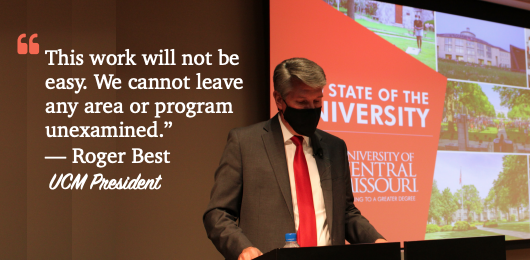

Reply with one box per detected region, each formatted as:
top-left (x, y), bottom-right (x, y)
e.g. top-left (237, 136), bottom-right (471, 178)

top-left (310, 134), bottom-right (324, 158)
top-left (315, 148), bottom-right (323, 158)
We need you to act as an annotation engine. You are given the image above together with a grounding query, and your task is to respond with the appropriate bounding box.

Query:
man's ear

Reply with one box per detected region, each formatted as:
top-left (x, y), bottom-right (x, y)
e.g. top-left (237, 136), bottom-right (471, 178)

top-left (273, 90), bottom-right (284, 112)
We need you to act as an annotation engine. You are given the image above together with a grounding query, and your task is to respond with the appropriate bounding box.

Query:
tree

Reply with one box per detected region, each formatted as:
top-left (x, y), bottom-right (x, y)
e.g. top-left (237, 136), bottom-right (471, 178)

top-left (455, 185), bottom-right (483, 221)
top-left (429, 180), bottom-right (442, 224)
top-left (493, 155), bottom-right (529, 221)
top-left (493, 86), bottom-right (530, 110)
top-left (444, 81), bottom-right (458, 132)
top-left (346, 0), bottom-right (355, 19)
top-left (497, 112), bottom-right (505, 119)
top-left (493, 178), bottom-right (510, 218)
top-left (507, 104), bottom-right (530, 120)
top-left (444, 82), bottom-right (495, 132)
top-left (439, 188), bottom-right (459, 225)
top-left (456, 83), bottom-right (492, 117)
top-left (484, 188), bottom-right (498, 221)
top-left (356, 0), bottom-right (367, 15)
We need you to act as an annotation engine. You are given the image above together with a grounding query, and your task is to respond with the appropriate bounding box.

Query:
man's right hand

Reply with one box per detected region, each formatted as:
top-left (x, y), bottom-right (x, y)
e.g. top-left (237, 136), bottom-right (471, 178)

top-left (238, 247), bottom-right (263, 260)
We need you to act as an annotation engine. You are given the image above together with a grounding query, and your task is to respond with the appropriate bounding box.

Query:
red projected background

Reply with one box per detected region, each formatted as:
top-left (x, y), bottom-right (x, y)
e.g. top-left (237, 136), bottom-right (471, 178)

top-left (270, 0), bottom-right (530, 243)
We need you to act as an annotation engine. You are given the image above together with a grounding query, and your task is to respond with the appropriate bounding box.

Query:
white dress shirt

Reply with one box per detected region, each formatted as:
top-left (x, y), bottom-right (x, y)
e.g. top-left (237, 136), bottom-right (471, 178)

top-left (278, 117), bottom-right (331, 246)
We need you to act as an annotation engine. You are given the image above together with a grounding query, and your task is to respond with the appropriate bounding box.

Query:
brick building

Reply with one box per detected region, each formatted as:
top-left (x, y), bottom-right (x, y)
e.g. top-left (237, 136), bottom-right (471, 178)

top-left (437, 28), bottom-right (511, 68)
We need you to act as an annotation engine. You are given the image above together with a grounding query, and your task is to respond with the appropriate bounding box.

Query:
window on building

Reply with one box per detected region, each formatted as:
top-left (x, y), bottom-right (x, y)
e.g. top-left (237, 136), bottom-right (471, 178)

top-left (455, 39), bottom-right (464, 54)
top-left (445, 44), bottom-right (452, 52)
top-left (478, 59), bottom-right (484, 65)
top-left (487, 60), bottom-right (492, 65)
top-left (467, 47), bottom-right (475, 55)
top-left (444, 38), bottom-right (452, 44)
top-left (477, 43), bottom-right (484, 56)
top-left (457, 55), bottom-right (464, 61)
top-left (486, 46), bottom-right (492, 58)
top-left (468, 56), bottom-right (474, 63)
top-left (467, 41), bottom-right (475, 47)
top-left (445, 54), bottom-right (452, 59)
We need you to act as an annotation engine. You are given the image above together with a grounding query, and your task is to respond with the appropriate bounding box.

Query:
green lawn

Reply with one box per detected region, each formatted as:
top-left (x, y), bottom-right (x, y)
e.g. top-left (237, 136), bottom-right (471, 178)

top-left (440, 131), bottom-right (458, 140)
top-left (468, 127), bottom-right (499, 142)
top-left (506, 128), bottom-right (530, 143)
top-left (379, 35), bottom-right (436, 70)
top-left (440, 126), bottom-right (498, 141)
top-left (440, 122), bottom-right (456, 133)
top-left (356, 18), bottom-right (435, 41)
top-left (425, 229), bottom-right (520, 240)
top-left (438, 60), bottom-right (527, 87)
top-left (489, 221), bottom-right (530, 233)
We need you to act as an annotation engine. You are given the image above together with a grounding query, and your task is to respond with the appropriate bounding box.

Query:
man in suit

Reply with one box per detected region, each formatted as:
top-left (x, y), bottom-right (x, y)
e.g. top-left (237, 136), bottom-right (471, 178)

top-left (204, 58), bottom-right (385, 260)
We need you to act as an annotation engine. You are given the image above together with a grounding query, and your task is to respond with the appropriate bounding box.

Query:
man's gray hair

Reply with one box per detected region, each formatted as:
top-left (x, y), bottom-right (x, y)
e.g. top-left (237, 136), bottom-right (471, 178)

top-left (273, 58), bottom-right (326, 98)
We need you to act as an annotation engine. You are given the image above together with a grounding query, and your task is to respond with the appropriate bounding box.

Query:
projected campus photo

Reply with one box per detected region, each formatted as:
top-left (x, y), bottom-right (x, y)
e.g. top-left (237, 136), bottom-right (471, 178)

top-left (438, 81), bottom-right (530, 153)
top-left (436, 13), bottom-right (527, 88)
top-left (427, 152), bottom-right (529, 240)
top-left (324, 0), bottom-right (436, 70)
top-left (526, 29), bottom-right (530, 87)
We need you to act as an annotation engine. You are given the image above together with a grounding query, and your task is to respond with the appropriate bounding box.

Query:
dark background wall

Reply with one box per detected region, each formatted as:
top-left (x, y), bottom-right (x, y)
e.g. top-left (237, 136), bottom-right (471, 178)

top-left (0, 0), bottom-right (528, 259)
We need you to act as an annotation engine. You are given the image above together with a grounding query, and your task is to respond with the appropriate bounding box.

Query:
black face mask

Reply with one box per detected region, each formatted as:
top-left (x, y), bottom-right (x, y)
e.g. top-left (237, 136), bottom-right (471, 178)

top-left (281, 100), bottom-right (322, 136)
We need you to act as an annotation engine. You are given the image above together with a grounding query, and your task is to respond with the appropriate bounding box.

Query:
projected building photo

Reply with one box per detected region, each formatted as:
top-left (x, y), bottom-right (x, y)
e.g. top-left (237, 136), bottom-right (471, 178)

top-left (436, 12), bottom-right (527, 87)
top-left (437, 28), bottom-right (511, 67)
top-left (524, 29), bottom-right (530, 87)
top-left (426, 152), bottom-right (530, 241)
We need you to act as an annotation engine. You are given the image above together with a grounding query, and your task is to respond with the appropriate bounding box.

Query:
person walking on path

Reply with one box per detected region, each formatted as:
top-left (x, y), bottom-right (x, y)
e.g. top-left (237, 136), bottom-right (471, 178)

top-left (413, 15), bottom-right (423, 52)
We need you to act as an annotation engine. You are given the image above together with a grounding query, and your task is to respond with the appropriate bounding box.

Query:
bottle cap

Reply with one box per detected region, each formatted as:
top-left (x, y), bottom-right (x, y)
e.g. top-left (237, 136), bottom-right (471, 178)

top-left (285, 233), bottom-right (297, 242)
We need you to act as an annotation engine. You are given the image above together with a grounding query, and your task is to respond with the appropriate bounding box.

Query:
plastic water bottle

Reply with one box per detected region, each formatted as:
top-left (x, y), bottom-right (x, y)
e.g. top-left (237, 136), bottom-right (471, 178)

top-left (284, 233), bottom-right (300, 248)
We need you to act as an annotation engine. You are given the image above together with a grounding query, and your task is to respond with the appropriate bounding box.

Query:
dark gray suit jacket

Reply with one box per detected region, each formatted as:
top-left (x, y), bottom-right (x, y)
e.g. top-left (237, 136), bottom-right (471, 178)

top-left (204, 114), bottom-right (384, 260)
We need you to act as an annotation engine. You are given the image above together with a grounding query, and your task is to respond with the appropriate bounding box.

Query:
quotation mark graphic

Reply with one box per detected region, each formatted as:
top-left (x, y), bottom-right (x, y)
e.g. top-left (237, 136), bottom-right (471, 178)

top-left (164, 121), bottom-right (173, 128)
top-left (18, 33), bottom-right (39, 54)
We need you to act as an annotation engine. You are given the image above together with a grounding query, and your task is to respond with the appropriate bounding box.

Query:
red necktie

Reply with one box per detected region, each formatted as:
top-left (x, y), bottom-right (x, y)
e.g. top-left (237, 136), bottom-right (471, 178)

top-left (291, 136), bottom-right (317, 247)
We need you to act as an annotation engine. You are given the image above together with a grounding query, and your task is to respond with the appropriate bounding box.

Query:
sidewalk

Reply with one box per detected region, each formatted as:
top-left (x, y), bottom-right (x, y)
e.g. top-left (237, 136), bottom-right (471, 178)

top-left (477, 226), bottom-right (530, 239)
top-left (372, 30), bottom-right (435, 42)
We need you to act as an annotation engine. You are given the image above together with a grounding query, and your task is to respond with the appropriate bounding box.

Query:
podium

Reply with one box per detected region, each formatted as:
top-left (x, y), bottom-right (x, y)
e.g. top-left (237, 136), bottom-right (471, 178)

top-left (404, 235), bottom-right (505, 260)
top-left (255, 236), bottom-right (506, 260)
top-left (256, 242), bottom-right (401, 260)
